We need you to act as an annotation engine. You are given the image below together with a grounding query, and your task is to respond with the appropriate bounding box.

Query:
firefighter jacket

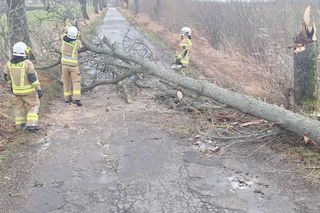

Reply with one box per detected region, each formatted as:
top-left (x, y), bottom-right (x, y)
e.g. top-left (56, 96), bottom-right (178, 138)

top-left (176, 37), bottom-right (192, 65)
top-left (61, 36), bottom-right (82, 67)
top-left (3, 59), bottom-right (41, 95)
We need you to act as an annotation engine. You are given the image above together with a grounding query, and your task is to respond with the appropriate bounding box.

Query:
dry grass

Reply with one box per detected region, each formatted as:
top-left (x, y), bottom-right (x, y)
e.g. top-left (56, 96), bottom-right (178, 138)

top-left (122, 9), bottom-right (283, 103)
top-left (128, 0), bottom-right (320, 105)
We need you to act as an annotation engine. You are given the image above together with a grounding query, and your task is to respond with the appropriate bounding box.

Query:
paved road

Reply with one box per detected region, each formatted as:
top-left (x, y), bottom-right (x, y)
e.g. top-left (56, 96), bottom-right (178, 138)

top-left (1, 8), bottom-right (320, 213)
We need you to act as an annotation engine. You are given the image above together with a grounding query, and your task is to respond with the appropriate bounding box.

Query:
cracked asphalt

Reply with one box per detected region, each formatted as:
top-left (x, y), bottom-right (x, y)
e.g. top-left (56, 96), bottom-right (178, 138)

top-left (1, 8), bottom-right (320, 213)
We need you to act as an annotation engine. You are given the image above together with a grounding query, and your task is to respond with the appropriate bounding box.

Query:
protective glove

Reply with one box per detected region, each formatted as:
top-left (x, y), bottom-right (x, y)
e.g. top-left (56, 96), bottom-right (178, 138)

top-left (37, 90), bottom-right (43, 98)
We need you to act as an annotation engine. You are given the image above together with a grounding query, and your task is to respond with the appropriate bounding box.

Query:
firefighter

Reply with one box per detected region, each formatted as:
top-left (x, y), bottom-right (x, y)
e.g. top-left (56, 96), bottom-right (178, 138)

top-left (61, 26), bottom-right (82, 106)
top-left (171, 27), bottom-right (193, 70)
top-left (3, 42), bottom-right (43, 131)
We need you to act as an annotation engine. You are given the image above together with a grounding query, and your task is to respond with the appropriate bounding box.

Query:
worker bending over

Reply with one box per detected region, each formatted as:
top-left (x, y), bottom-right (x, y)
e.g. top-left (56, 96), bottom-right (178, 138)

top-left (171, 27), bottom-right (193, 70)
top-left (3, 42), bottom-right (43, 131)
top-left (61, 26), bottom-right (83, 106)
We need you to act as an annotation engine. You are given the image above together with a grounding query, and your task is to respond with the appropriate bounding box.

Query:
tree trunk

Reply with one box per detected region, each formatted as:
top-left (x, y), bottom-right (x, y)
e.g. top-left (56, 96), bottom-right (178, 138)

top-left (293, 42), bottom-right (318, 107)
top-left (102, 0), bottom-right (107, 8)
top-left (133, 0), bottom-right (139, 15)
top-left (153, 0), bottom-right (161, 21)
top-left (98, 0), bottom-right (104, 11)
top-left (79, 0), bottom-right (90, 20)
top-left (93, 0), bottom-right (99, 13)
top-left (6, 0), bottom-right (31, 47)
top-left (144, 61), bottom-right (320, 144)
top-left (123, 0), bottom-right (128, 9)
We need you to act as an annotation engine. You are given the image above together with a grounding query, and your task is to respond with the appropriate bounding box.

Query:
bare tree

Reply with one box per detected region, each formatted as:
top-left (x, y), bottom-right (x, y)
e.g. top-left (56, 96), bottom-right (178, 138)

top-left (42, 0), bottom-right (50, 10)
top-left (153, 0), bottom-right (161, 21)
top-left (93, 0), bottom-right (99, 13)
top-left (123, 0), bottom-right (128, 9)
top-left (133, 0), bottom-right (139, 15)
top-left (6, 0), bottom-right (30, 47)
top-left (79, 0), bottom-right (89, 19)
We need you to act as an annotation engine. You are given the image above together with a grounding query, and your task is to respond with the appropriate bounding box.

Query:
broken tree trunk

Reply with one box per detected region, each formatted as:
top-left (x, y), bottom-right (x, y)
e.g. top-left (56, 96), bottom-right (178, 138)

top-left (79, 0), bottom-right (90, 20)
top-left (294, 42), bottom-right (318, 106)
top-left (82, 38), bottom-right (320, 144)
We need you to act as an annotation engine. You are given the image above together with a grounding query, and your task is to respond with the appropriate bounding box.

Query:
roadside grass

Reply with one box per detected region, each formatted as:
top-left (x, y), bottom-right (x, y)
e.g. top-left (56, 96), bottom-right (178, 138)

top-left (0, 5), bottom-right (95, 30)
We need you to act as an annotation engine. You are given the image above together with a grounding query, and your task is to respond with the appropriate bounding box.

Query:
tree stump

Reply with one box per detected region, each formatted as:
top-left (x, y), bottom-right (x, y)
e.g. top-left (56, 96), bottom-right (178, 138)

top-left (293, 42), bottom-right (318, 106)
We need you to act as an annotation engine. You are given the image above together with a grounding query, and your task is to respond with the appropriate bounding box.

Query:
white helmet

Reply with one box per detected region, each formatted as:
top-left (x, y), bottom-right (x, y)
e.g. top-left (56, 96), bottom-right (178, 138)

top-left (13, 42), bottom-right (28, 57)
top-left (67, 26), bottom-right (79, 39)
top-left (181, 27), bottom-right (192, 36)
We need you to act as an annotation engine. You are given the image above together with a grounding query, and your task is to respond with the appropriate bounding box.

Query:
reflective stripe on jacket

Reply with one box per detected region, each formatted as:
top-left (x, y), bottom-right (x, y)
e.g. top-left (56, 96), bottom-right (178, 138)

top-left (61, 40), bottom-right (80, 66)
top-left (8, 61), bottom-right (35, 95)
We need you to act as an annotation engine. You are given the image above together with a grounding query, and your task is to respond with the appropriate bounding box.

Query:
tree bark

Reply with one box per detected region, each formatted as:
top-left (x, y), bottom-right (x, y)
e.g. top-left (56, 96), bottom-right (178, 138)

top-left (293, 42), bottom-right (318, 107)
top-left (6, 0), bottom-right (31, 47)
top-left (153, 0), bottom-right (161, 21)
top-left (79, 0), bottom-right (90, 20)
top-left (93, 0), bottom-right (99, 13)
top-left (41, 0), bottom-right (49, 10)
top-left (123, 0), bottom-right (128, 9)
top-left (133, 0), bottom-right (139, 15)
top-left (82, 37), bottom-right (320, 144)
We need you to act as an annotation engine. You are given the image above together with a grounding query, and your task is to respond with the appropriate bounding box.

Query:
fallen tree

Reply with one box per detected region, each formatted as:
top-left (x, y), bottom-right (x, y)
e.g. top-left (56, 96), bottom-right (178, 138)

top-left (80, 37), bottom-right (320, 144)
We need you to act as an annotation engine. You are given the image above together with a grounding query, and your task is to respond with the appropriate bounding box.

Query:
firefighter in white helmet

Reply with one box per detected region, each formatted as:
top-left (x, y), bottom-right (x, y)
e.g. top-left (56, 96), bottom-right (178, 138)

top-left (3, 42), bottom-right (43, 131)
top-left (61, 26), bottom-right (83, 106)
top-left (171, 27), bottom-right (193, 70)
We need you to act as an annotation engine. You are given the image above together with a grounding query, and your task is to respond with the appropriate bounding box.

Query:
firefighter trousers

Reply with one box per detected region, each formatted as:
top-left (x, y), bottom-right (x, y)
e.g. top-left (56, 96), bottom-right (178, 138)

top-left (61, 64), bottom-right (81, 101)
top-left (15, 92), bottom-right (40, 129)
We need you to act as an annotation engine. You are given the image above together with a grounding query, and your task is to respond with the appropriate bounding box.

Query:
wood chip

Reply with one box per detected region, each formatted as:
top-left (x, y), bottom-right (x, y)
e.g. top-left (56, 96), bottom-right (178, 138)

top-left (240, 119), bottom-right (266, 127)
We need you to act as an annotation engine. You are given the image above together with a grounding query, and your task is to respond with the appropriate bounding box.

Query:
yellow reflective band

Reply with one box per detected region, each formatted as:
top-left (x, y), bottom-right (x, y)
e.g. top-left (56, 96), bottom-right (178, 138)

top-left (61, 58), bottom-right (78, 64)
top-left (64, 91), bottom-right (72, 96)
top-left (73, 90), bottom-right (81, 95)
top-left (26, 47), bottom-right (31, 55)
top-left (15, 117), bottom-right (26, 124)
top-left (27, 117), bottom-right (38, 122)
top-left (13, 87), bottom-right (35, 95)
top-left (16, 120), bottom-right (26, 125)
top-left (32, 80), bottom-right (40, 86)
top-left (27, 113), bottom-right (39, 121)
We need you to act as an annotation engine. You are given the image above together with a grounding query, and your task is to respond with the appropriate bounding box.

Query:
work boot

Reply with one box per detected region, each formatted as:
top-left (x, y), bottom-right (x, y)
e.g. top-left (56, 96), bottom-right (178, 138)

top-left (16, 123), bottom-right (26, 131)
top-left (171, 63), bottom-right (182, 71)
top-left (21, 123), bottom-right (26, 130)
top-left (72, 100), bottom-right (82, 106)
top-left (26, 126), bottom-right (42, 132)
top-left (65, 96), bottom-right (72, 104)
